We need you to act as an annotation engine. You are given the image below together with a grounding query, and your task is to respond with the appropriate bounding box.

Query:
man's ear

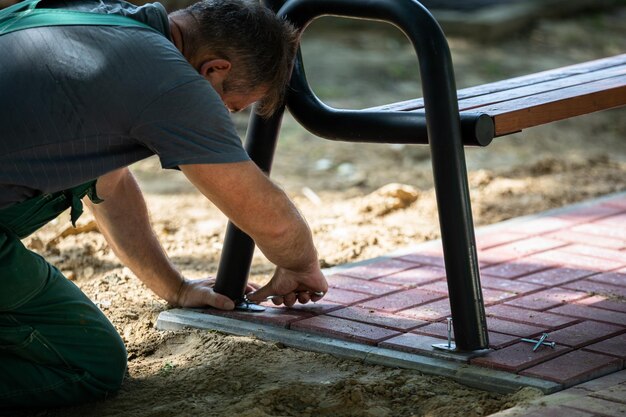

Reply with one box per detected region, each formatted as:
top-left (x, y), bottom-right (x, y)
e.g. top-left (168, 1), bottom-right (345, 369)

top-left (199, 59), bottom-right (232, 84)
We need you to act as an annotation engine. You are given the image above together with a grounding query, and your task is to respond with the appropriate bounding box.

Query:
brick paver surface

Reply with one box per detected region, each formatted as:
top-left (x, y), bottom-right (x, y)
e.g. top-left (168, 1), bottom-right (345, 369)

top-left (196, 195), bottom-right (626, 393)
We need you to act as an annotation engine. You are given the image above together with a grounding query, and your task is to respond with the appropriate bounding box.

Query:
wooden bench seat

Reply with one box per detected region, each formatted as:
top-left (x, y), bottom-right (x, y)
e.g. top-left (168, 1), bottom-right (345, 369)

top-left (369, 54), bottom-right (626, 137)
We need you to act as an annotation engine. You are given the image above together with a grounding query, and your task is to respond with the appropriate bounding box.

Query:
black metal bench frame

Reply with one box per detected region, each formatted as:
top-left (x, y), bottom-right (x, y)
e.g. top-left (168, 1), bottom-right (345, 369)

top-left (214, 0), bottom-right (499, 352)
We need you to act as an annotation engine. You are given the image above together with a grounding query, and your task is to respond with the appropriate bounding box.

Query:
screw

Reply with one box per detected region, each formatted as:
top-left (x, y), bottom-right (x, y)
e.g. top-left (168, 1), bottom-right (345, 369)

top-left (521, 338), bottom-right (556, 349)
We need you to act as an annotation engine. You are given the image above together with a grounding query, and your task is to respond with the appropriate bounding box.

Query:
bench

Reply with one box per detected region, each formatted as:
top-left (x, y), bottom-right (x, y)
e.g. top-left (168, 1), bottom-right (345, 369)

top-left (211, 0), bottom-right (626, 352)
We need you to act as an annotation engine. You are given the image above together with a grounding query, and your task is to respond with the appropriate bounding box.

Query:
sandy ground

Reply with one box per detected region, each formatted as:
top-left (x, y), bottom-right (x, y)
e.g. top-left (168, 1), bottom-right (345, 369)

top-left (11, 6), bottom-right (626, 417)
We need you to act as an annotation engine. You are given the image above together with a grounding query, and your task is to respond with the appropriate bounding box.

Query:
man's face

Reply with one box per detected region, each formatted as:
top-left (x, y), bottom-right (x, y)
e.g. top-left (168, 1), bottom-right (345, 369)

top-left (210, 77), bottom-right (268, 114)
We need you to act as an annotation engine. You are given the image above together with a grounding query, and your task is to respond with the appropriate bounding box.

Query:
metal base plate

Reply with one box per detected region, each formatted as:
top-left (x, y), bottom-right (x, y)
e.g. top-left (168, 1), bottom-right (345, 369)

top-left (234, 301), bottom-right (266, 312)
top-left (432, 343), bottom-right (457, 351)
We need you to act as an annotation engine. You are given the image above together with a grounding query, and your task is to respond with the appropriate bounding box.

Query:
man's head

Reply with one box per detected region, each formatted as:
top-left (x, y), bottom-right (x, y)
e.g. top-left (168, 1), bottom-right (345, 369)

top-left (169, 0), bottom-right (300, 117)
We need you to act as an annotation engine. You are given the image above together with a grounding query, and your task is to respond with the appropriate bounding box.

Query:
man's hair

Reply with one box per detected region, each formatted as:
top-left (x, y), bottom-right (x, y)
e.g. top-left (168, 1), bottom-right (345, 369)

top-left (178, 0), bottom-right (299, 118)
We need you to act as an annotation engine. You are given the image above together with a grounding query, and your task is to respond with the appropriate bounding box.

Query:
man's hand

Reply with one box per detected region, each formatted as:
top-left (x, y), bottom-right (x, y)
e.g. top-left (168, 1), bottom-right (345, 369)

top-left (175, 278), bottom-right (259, 310)
top-left (247, 263), bottom-right (328, 307)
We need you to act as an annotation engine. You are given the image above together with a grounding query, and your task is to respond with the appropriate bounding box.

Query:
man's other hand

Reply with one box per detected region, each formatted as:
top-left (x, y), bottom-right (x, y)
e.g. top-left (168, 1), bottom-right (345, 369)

top-left (246, 264), bottom-right (328, 307)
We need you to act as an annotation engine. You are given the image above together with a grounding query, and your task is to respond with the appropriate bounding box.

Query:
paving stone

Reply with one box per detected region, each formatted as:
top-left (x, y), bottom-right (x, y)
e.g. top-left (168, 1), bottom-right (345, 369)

top-left (375, 266), bottom-right (447, 287)
top-left (480, 236), bottom-right (567, 261)
top-left (419, 280), bottom-right (517, 304)
top-left (591, 382), bottom-right (626, 404)
top-left (546, 229), bottom-right (626, 250)
top-left (327, 306), bottom-right (428, 331)
top-left (358, 288), bottom-right (446, 313)
top-left (475, 231), bottom-right (527, 250)
top-left (587, 268), bottom-right (626, 287)
top-left (549, 304), bottom-right (626, 326)
top-left (532, 249), bottom-right (624, 271)
top-left (520, 350), bottom-right (623, 387)
top-left (577, 369), bottom-right (626, 391)
top-left (572, 223), bottom-right (626, 242)
top-left (290, 315), bottom-right (401, 345)
top-left (557, 203), bottom-right (625, 222)
top-left (480, 275), bottom-right (544, 294)
top-left (470, 341), bottom-right (570, 372)
top-left (563, 280), bottom-right (626, 298)
top-left (584, 333), bottom-right (626, 359)
top-left (411, 321), bottom-right (518, 349)
top-left (322, 287), bottom-right (376, 305)
top-left (502, 407), bottom-right (594, 417)
top-left (337, 258), bottom-right (418, 280)
top-left (560, 244), bottom-right (626, 264)
top-left (503, 217), bottom-right (574, 235)
top-left (203, 306), bottom-right (312, 328)
top-left (481, 261), bottom-right (551, 279)
top-left (486, 317), bottom-right (547, 337)
top-left (378, 332), bottom-right (451, 357)
top-left (547, 320), bottom-right (624, 348)
top-left (594, 212), bottom-right (626, 229)
top-left (326, 274), bottom-right (401, 295)
top-left (397, 298), bottom-right (452, 322)
top-left (574, 295), bottom-right (626, 313)
top-left (505, 288), bottom-right (589, 311)
top-left (603, 197), bottom-right (626, 209)
top-left (560, 395), bottom-right (626, 416)
top-left (518, 267), bottom-right (596, 286)
top-left (393, 253), bottom-right (446, 268)
top-left (486, 304), bottom-right (580, 328)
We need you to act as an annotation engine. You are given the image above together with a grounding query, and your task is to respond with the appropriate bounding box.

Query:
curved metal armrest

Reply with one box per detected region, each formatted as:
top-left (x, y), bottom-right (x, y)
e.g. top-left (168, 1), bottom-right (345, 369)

top-left (278, 0), bottom-right (494, 147)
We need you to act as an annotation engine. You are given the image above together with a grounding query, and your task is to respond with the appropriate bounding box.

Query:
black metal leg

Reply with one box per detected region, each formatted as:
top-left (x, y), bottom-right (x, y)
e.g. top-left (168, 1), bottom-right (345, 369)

top-left (213, 106), bottom-right (286, 301)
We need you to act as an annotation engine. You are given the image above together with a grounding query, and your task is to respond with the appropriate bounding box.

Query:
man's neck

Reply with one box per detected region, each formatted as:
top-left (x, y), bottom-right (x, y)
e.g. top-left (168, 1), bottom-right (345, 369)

top-left (168, 16), bottom-right (184, 56)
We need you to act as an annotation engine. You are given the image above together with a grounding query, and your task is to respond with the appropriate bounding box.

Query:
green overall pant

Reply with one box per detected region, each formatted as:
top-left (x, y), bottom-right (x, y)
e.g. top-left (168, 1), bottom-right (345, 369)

top-left (0, 182), bottom-right (127, 408)
top-left (0, 0), bottom-right (158, 408)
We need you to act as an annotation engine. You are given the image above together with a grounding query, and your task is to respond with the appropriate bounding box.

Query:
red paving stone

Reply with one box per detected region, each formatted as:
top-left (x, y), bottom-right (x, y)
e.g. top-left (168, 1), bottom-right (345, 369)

top-left (532, 249), bottom-right (624, 271)
top-left (505, 288), bottom-right (589, 311)
top-left (411, 321), bottom-right (519, 349)
top-left (336, 258), bottom-right (418, 280)
top-left (486, 317), bottom-right (547, 337)
top-left (393, 253), bottom-right (446, 268)
top-left (546, 320), bottom-right (624, 348)
top-left (586, 268), bottom-right (626, 287)
top-left (481, 261), bottom-right (552, 279)
top-left (291, 315), bottom-right (401, 345)
top-left (548, 304), bottom-right (626, 326)
top-left (571, 223), bottom-right (626, 241)
top-left (321, 287), bottom-right (376, 305)
top-left (563, 280), bottom-right (626, 299)
top-left (559, 244), bottom-right (626, 264)
top-left (475, 231), bottom-right (527, 250)
top-left (584, 333), bottom-right (626, 359)
top-left (326, 274), bottom-right (401, 295)
top-left (327, 306), bottom-right (428, 331)
top-left (574, 295), bottom-right (626, 313)
top-left (480, 275), bottom-right (544, 294)
top-left (486, 304), bottom-right (580, 328)
top-left (546, 229), bottom-right (626, 250)
top-left (520, 350), bottom-right (623, 386)
top-left (396, 298), bottom-right (452, 321)
top-left (517, 267), bottom-right (596, 286)
top-left (375, 266), bottom-right (447, 287)
top-left (195, 194), bottom-right (626, 390)
top-left (358, 288), bottom-right (445, 313)
top-left (471, 342), bottom-right (571, 372)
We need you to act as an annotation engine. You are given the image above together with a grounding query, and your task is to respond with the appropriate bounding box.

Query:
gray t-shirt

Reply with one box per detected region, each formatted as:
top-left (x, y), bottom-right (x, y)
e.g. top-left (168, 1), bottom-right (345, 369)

top-left (0, 0), bottom-right (250, 208)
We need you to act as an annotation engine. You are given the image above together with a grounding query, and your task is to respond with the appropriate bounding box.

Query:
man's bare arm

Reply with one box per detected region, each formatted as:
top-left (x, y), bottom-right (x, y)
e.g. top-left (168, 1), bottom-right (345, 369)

top-left (180, 161), bottom-right (327, 306)
top-left (86, 168), bottom-right (236, 309)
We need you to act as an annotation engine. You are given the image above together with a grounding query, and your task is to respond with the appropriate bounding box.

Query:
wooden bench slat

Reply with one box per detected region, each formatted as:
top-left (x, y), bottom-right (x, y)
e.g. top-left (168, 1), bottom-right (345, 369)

top-left (456, 65), bottom-right (625, 113)
top-left (472, 75), bottom-right (626, 136)
top-left (367, 54), bottom-right (626, 113)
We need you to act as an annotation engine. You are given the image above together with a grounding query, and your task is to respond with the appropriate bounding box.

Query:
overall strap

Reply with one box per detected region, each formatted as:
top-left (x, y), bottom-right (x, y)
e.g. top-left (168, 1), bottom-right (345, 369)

top-left (0, 0), bottom-right (159, 35)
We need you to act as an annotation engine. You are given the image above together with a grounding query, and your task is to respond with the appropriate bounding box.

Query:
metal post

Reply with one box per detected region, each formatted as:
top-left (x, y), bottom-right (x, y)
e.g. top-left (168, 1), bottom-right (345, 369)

top-left (213, 106), bottom-right (286, 301)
